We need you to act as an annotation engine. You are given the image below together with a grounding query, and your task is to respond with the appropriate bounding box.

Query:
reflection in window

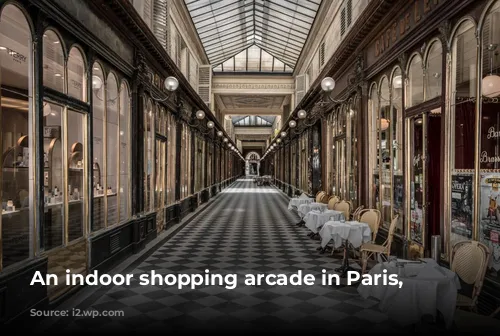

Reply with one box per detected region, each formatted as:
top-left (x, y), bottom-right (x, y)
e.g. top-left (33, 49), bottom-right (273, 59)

top-left (0, 4), bottom-right (33, 268)
top-left (67, 110), bottom-right (85, 241)
top-left (180, 123), bottom-right (192, 199)
top-left (369, 83), bottom-right (380, 209)
top-left (67, 48), bottom-right (86, 101)
top-left (407, 55), bottom-right (424, 107)
top-left (426, 41), bottom-right (443, 100)
top-left (43, 30), bottom-right (65, 93)
top-left (119, 82), bottom-right (130, 221)
top-left (194, 135), bottom-right (205, 192)
top-left (380, 76), bottom-right (392, 227)
top-left (92, 63), bottom-right (105, 231)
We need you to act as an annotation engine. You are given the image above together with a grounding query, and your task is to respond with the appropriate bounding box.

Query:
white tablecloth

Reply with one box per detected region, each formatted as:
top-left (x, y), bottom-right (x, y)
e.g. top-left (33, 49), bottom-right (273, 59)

top-left (357, 258), bottom-right (461, 328)
top-left (319, 220), bottom-right (371, 248)
top-left (298, 202), bottom-right (328, 218)
top-left (287, 197), bottom-right (314, 210)
top-left (304, 210), bottom-right (345, 233)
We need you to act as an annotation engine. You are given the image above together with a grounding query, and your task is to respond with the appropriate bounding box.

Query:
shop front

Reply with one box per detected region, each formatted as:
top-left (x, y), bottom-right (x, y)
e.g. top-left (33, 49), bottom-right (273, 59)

top-left (365, 0), bottom-right (500, 307)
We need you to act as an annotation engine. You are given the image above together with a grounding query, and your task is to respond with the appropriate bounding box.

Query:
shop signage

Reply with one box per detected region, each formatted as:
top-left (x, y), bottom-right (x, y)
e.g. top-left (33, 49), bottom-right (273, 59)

top-left (374, 0), bottom-right (446, 58)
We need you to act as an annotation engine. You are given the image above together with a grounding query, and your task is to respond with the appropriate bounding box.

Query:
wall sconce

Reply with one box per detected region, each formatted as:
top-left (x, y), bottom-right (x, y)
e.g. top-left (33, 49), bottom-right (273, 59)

top-left (217, 131), bottom-right (223, 137)
top-left (289, 120), bottom-right (297, 128)
top-left (280, 131), bottom-right (287, 137)
top-left (146, 74), bottom-right (179, 102)
top-left (320, 77), bottom-right (348, 104)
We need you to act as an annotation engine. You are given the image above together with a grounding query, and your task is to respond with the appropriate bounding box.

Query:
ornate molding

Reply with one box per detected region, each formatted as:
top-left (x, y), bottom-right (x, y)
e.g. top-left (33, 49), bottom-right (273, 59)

top-left (438, 20), bottom-right (452, 53)
top-left (213, 83), bottom-right (295, 90)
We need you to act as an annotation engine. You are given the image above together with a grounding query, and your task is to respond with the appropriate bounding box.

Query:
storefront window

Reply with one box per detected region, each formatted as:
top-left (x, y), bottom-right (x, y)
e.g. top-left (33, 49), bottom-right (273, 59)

top-left (106, 73), bottom-right (119, 225)
top-left (450, 19), bottom-right (476, 248)
top-left (479, 0), bottom-right (500, 280)
top-left (407, 54), bottom-right (424, 108)
top-left (67, 110), bottom-right (85, 241)
top-left (180, 123), bottom-right (192, 199)
top-left (369, 84), bottom-right (380, 209)
top-left (0, 4), bottom-right (33, 269)
top-left (42, 103), bottom-right (64, 250)
top-left (379, 76), bottom-right (392, 227)
top-left (166, 114), bottom-right (176, 205)
top-left (391, 67), bottom-right (404, 231)
top-left (349, 98), bottom-right (359, 207)
top-left (425, 40), bottom-right (443, 100)
top-left (194, 134), bottom-right (205, 193)
top-left (144, 99), bottom-right (154, 212)
top-left (119, 82), bottom-right (131, 221)
top-left (92, 62), bottom-right (105, 230)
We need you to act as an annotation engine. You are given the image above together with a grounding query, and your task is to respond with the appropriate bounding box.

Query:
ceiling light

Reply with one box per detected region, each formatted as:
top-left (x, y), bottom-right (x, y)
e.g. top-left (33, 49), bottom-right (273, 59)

top-left (53, 41), bottom-right (59, 44)
top-left (55, 73), bottom-right (61, 77)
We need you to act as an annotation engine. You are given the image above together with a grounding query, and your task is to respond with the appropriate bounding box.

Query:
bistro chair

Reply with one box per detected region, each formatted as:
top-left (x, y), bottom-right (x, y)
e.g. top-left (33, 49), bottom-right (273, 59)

top-left (358, 209), bottom-right (381, 242)
top-left (327, 196), bottom-right (340, 210)
top-left (360, 214), bottom-right (399, 274)
top-left (351, 205), bottom-right (365, 221)
top-left (332, 200), bottom-right (351, 221)
top-left (315, 191), bottom-right (326, 202)
top-left (451, 240), bottom-right (491, 312)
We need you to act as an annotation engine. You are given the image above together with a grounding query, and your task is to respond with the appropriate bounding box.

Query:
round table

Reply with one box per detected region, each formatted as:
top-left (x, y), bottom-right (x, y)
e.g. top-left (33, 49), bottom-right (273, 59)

top-left (357, 258), bottom-right (461, 329)
top-left (304, 210), bottom-right (345, 234)
top-left (287, 197), bottom-right (313, 210)
top-left (298, 202), bottom-right (328, 218)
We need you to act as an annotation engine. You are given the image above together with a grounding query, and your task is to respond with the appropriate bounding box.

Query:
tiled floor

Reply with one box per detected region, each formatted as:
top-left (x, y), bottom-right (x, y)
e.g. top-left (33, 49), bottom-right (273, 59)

top-left (37, 179), bottom-right (410, 333)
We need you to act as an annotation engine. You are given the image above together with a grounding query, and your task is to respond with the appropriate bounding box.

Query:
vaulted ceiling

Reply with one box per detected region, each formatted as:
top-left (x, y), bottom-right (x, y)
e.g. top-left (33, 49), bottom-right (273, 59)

top-left (184, 0), bottom-right (322, 70)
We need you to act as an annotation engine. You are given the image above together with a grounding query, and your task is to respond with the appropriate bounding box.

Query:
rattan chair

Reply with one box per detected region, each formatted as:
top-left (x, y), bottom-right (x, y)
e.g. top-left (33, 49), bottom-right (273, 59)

top-left (332, 200), bottom-right (351, 221)
top-left (358, 209), bottom-right (381, 242)
top-left (351, 205), bottom-right (365, 221)
top-left (451, 240), bottom-right (491, 312)
top-left (315, 191), bottom-right (326, 203)
top-left (327, 196), bottom-right (340, 210)
top-left (360, 214), bottom-right (399, 274)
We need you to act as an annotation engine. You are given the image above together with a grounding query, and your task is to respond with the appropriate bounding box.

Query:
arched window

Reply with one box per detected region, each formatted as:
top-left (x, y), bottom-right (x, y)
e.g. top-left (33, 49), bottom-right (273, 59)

top-left (67, 47), bottom-right (86, 101)
top-left (0, 4), bottom-right (33, 269)
top-left (406, 54), bottom-right (424, 107)
top-left (92, 62), bottom-right (105, 231)
top-left (425, 40), bottom-right (443, 100)
top-left (119, 81), bottom-right (130, 222)
top-left (391, 67), bottom-right (403, 172)
top-left (167, 113), bottom-right (176, 205)
top-left (43, 30), bottom-right (65, 93)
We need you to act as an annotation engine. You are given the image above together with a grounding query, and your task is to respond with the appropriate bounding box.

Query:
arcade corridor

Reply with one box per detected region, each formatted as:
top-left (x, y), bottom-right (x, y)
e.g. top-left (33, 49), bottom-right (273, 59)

top-left (38, 179), bottom-right (396, 333)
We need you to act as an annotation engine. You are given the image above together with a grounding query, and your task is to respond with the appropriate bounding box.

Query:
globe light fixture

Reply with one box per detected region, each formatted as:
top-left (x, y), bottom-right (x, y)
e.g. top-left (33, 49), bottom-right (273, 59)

top-left (207, 121), bottom-right (214, 128)
top-left (276, 138), bottom-right (282, 143)
top-left (482, 75), bottom-right (500, 97)
top-left (217, 131), bottom-right (223, 137)
top-left (92, 75), bottom-right (103, 90)
top-left (321, 77), bottom-right (335, 92)
top-left (289, 120), bottom-right (297, 128)
top-left (164, 76), bottom-right (179, 91)
top-left (297, 109), bottom-right (307, 119)
top-left (280, 131), bottom-right (287, 137)
top-left (393, 75), bottom-right (403, 89)
top-left (223, 138), bottom-right (228, 142)
top-left (380, 118), bottom-right (390, 131)
top-left (196, 110), bottom-right (205, 120)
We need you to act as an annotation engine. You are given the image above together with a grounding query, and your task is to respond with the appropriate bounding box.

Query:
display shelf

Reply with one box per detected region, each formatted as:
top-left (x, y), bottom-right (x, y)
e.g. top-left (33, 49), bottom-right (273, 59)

top-left (2, 209), bottom-right (20, 216)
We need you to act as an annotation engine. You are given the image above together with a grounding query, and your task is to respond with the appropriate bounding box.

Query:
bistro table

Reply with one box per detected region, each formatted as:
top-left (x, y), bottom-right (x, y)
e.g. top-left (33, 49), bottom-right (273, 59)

top-left (287, 196), bottom-right (314, 211)
top-left (357, 258), bottom-right (461, 329)
top-left (304, 209), bottom-right (345, 234)
top-left (318, 220), bottom-right (371, 277)
top-left (298, 202), bottom-right (328, 218)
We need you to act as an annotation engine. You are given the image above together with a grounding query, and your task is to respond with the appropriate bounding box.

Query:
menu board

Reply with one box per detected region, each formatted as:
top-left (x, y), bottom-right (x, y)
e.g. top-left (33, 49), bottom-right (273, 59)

top-left (480, 174), bottom-right (500, 272)
top-left (451, 174), bottom-right (473, 242)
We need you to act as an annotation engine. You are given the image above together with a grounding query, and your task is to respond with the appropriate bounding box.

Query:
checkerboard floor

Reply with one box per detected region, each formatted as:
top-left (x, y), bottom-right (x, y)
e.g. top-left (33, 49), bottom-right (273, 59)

top-left (37, 180), bottom-right (417, 333)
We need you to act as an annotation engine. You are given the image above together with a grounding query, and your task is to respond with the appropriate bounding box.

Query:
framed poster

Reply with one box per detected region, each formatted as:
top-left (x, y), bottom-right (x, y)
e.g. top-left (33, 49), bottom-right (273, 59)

top-left (480, 174), bottom-right (500, 273)
top-left (393, 175), bottom-right (404, 211)
top-left (450, 174), bottom-right (473, 242)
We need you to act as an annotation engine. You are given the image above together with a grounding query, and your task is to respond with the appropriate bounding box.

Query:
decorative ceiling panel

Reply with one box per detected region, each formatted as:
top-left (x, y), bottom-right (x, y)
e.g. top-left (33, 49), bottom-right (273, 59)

top-left (220, 95), bottom-right (286, 109)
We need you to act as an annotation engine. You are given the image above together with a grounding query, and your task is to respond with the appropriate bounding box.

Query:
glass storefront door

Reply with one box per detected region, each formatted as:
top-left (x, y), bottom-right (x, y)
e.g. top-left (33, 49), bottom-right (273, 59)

top-left (333, 137), bottom-right (346, 198)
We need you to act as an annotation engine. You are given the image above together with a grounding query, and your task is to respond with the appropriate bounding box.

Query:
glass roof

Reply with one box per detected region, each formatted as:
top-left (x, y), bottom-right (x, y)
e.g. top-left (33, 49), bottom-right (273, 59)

top-left (232, 115), bottom-right (276, 126)
top-left (213, 45), bottom-right (293, 72)
top-left (184, 0), bottom-right (322, 70)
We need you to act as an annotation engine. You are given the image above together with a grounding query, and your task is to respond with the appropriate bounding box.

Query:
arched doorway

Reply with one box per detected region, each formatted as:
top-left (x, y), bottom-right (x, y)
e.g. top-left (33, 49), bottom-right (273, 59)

top-left (245, 152), bottom-right (261, 176)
